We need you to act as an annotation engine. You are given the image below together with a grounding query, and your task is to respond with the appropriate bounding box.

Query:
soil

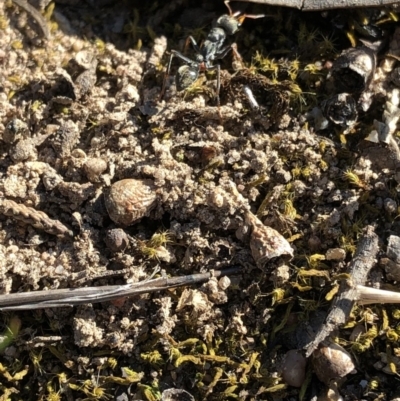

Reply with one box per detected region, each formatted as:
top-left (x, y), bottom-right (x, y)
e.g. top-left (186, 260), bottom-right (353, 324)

top-left (2, 0), bottom-right (400, 400)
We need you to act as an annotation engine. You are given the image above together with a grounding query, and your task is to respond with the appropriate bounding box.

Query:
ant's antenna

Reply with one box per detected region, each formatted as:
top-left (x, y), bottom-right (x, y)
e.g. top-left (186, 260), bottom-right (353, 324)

top-left (224, 0), bottom-right (265, 25)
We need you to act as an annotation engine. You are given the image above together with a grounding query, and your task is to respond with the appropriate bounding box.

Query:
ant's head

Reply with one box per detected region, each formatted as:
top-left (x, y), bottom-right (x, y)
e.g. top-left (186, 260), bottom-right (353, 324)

top-left (219, 1), bottom-right (265, 36)
top-left (216, 14), bottom-right (241, 36)
top-left (176, 65), bottom-right (199, 91)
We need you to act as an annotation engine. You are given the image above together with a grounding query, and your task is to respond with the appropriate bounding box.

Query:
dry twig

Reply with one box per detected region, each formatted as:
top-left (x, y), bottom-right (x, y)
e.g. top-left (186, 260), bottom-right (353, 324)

top-left (0, 198), bottom-right (73, 238)
top-left (304, 225), bottom-right (379, 357)
top-left (11, 0), bottom-right (50, 39)
top-left (0, 266), bottom-right (241, 310)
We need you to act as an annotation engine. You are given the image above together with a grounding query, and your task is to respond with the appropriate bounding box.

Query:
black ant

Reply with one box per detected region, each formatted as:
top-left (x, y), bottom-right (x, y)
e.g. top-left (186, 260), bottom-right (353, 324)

top-left (160, 0), bottom-right (264, 107)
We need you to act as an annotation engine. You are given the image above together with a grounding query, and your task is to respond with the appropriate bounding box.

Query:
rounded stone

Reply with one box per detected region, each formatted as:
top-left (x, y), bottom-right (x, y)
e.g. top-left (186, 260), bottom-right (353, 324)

top-left (104, 178), bottom-right (157, 226)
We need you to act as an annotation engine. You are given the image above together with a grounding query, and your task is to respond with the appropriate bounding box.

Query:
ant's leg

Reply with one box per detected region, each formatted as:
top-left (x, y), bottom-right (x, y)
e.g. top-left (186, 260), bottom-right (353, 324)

top-left (224, 0), bottom-right (264, 21)
top-left (237, 12), bottom-right (265, 25)
top-left (216, 63), bottom-right (221, 108)
top-left (208, 63), bottom-right (223, 119)
top-left (184, 36), bottom-right (201, 54)
top-left (214, 43), bottom-right (243, 69)
top-left (230, 43), bottom-right (242, 61)
top-left (171, 49), bottom-right (198, 65)
top-left (159, 51), bottom-right (175, 100)
top-left (230, 43), bottom-right (244, 70)
top-left (213, 44), bottom-right (233, 64)
top-left (160, 50), bottom-right (197, 100)
top-left (207, 63), bottom-right (221, 108)
top-left (224, 0), bottom-right (234, 16)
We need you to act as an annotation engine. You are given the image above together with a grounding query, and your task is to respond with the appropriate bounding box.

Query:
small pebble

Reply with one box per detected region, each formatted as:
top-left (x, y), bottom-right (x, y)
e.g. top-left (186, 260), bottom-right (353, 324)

top-left (349, 324), bottom-right (366, 342)
top-left (308, 235), bottom-right (322, 251)
top-left (161, 388), bottom-right (194, 401)
top-left (384, 198), bottom-right (397, 214)
top-left (218, 276), bottom-right (231, 291)
top-left (105, 228), bottom-right (129, 252)
top-left (104, 178), bottom-right (158, 226)
top-left (312, 342), bottom-right (355, 384)
top-left (326, 248), bottom-right (346, 261)
top-left (84, 158), bottom-right (107, 182)
top-left (282, 349), bottom-right (307, 387)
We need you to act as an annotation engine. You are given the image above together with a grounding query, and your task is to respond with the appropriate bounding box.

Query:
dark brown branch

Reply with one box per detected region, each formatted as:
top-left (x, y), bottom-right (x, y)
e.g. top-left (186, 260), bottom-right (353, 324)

top-left (0, 266), bottom-right (241, 311)
top-left (304, 225), bottom-right (379, 357)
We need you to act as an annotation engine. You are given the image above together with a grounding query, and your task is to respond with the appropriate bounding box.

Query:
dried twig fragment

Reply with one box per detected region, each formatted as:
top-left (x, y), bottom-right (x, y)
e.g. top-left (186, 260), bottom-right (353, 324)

top-left (356, 285), bottom-right (400, 305)
top-left (11, 0), bottom-right (50, 39)
top-left (0, 198), bottom-right (73, 238)
top-left (304, 225), bottom-right (379, 357)
top-left (212, 180), bottom-right (293, 265)
top-left (320, 93), bottom-right (358, 129)
top-left (330, 47), bottom-right (376, 94)
top-left (244, 211), bottom-right (293, 266)
top-left (0, 266), bottom-right (241, 310)
top-left (51, 120), bottom-right (80, 158)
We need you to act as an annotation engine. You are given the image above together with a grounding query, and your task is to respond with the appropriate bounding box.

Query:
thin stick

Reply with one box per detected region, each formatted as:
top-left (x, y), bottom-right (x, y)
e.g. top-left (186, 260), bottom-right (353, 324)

top-left (304, 225), bottom-right (379, 357)
top-left (0, 266), bottom-right (241, 311)
top-left (356, 285), bottom-right (400, 305)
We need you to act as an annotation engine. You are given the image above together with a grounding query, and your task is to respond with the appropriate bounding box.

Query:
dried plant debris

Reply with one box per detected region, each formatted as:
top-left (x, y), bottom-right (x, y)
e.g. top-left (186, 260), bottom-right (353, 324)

top-left (330, 46), bottom-right (377, 95)
top-left (0, 198), bottom-right (73, 237)
top-left (3, 0), bottom-right (400, 400)
top-left (320, 92), bottom-right (358, 130)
